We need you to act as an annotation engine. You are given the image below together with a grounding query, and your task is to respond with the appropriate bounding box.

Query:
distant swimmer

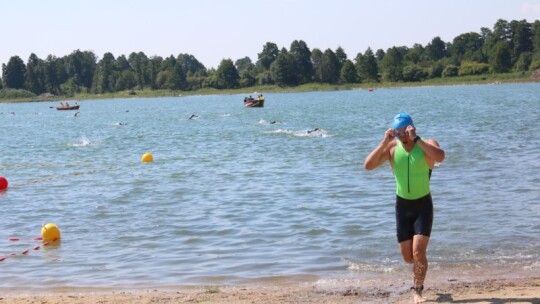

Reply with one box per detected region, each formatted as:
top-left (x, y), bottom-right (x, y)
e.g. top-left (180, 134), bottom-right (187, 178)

top-left (189, 114), bottom-right (198, 120)
top-left (74, 112), bottom-right (80, 117)
top-left (270, 121), bottom-right (279, 124)
top-left (118, 122), bottom-right (128, 126)
top-left (307, 128), bottom-right (321, 134)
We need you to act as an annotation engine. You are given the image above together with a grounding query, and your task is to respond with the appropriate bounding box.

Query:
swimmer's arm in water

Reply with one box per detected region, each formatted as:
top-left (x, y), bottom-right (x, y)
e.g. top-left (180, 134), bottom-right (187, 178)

top-left (364, 129), bottom-right (395, 170)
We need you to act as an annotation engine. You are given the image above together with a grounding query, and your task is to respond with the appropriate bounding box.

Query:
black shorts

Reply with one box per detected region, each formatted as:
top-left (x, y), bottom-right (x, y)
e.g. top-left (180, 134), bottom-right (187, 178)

top-left (395, 194), bottom-right (433, 242)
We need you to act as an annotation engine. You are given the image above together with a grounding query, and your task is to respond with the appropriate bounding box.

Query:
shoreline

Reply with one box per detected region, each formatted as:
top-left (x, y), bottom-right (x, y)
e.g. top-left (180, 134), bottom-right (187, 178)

top-left (1, 275), bottom-right (538, 303)
top-left (1, 265), bottom-right (539, 303)
top-left (1, 75), bottom-right (539, 104)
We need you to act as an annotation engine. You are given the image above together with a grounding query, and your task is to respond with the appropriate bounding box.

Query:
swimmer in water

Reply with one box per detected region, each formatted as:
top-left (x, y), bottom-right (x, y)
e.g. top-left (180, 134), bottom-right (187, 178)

top-left (189, 114), bottom-right (198, 120)
top-left (307, 128), bottom-right (321, 134)
top-left (363, 113), bottom-right (445, 303)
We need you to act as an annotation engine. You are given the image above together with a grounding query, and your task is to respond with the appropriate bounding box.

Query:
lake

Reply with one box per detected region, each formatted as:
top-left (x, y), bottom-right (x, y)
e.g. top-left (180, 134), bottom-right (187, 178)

top-left (0, 83), bottom-right (539, 291)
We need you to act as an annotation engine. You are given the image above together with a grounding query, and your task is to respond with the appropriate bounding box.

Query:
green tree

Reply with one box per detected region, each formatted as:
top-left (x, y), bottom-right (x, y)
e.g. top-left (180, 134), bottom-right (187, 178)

top-left (532, 20), bottom-right (540, 54)
top-left (356, 47), bottom-right (378, 82)
top-left (216, 59), bottom-right (239, 89)
top-left (335, 46), bottom-right (347, 71)
top-left (320, 49), bottom-right (340, 84)
top-left (271, 48), bottom-right (296, 86)
top-left (162, 55), bottom-right (176, 70)
top-left (116, 70), bottom-right (137, 91)
top-left (257, 42), bottom-right (279, 70)
top-left (146, 56), bottom-right (163, 90)
top-left (66, 50), bottom-right (96, 90)
top-left (25, 53), bottom-right (45, 94)
top-left (289, 40), bottom-right (313, 84)
top-left (493, 19), bottom-right (511, 42)
top-left (375, 49), bottom-right (385, 61)
top-left (489, 41), bottom-right (512, 73)
top-left (2, 56), bottom-right (26, 89)
top-left (425, 36), bottom-right (447, 61)
top-left (380, 47), bottom-right (403, 82)
top-left (450, 32), bottom-right (484, 62)
top-left (43, 55), bottom-right (64, 94)
top-left (166, 62), bottom-right (186, 90)
top-left (177, 54), bottom-right (206, 75)
top-left (404, 43), bottom-right (424, 64)
top-left (510, 20), bottom-right (533, 63)
top-left (115, 55), bottom-right (131, 71)
top-left (235, 56), bottom-right (254, 74)
top-left (94, 52), bottom-right (116, 93)
top-left (128, 52), bottom-right (149, 89)
top-left (239, 69), bottom-right (256, 87)
top-left (311, 48), bottom-right (323, 83)
top-left (340, 60), bottom-right (357, 83)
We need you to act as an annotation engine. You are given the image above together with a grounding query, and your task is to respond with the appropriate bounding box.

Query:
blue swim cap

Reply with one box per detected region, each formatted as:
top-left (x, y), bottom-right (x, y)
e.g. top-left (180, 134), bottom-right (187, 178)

top-left (392, 113), bottom-right (414, 130)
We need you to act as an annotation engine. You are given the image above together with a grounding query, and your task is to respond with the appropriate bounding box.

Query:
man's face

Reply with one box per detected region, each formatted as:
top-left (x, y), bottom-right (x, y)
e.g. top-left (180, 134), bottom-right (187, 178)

top-left (394, 128), bottom-right (409, 143)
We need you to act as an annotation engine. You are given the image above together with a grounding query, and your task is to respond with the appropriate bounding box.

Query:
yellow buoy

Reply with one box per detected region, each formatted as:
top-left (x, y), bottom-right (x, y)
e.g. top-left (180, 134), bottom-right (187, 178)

top-left (41, 223), bottom-right (61, 241)
top-left (141, 152), bottom-right (154, 162)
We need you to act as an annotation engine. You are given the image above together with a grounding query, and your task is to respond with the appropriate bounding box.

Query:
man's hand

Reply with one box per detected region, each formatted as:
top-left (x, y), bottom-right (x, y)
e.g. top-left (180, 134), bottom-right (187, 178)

top-left (406, 125), bottom-right (417, 140)
top-left (383, 128), bottom-right (396, 144)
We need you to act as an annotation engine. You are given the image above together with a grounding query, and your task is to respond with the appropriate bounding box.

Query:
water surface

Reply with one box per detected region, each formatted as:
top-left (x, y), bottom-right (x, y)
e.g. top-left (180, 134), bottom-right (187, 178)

top-left (0, 83), bottom-right (538, 290)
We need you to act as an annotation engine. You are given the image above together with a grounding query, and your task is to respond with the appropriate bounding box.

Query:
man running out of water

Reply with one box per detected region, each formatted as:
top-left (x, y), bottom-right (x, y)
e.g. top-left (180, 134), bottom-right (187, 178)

top-left (363, 113), bottom-right (445, 303)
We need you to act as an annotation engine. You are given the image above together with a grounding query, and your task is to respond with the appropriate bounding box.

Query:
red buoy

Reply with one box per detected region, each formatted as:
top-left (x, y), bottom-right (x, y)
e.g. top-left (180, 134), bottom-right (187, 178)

top-left (0, 176), bottom-right (7, 191)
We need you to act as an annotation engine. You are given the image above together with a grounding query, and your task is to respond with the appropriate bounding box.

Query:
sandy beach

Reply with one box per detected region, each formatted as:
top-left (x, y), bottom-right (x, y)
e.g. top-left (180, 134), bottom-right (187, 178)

top-left (2, 276), bottom-right (538, 304)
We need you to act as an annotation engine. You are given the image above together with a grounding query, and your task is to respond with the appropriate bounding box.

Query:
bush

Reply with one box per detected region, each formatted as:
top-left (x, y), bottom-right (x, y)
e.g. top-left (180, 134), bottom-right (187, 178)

top-left (529, 60), bottom-right (540, 71)
top-left (459, 61), bottom-right (490, 76)
top-left (514, 52), bottom-right (532, 72)
top-left (402, 64), bottom-right (427, 82)
top-left (442, 65), bottom-right (459, 77)
top-left (429, 62), bottom-right (444, 78)
top-left (0, 89), bottom-right (36, 99)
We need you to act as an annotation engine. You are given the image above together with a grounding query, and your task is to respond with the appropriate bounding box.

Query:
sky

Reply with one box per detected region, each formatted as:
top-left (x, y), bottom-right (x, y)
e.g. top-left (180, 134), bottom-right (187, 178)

top-left (1, 0), bottom-right (540, 70)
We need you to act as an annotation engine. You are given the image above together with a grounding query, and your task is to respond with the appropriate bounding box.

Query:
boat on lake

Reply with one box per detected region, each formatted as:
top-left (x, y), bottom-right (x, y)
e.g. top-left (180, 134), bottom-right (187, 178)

top-left (56, 102), bottom-right (80, 110)
top-left (244, 95), bottom-right (265, 107)
top-left (57, 105), bottom-right (80, 110)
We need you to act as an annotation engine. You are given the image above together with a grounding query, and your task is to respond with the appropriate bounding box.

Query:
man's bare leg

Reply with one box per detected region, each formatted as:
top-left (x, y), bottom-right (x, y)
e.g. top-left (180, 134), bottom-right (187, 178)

top-left (412, 235), bottom-right (430, 303)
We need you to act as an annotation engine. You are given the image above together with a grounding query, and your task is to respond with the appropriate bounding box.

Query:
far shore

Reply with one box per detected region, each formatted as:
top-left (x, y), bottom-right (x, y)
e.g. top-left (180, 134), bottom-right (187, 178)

top-left (1, 73), bottom-right (539, 104)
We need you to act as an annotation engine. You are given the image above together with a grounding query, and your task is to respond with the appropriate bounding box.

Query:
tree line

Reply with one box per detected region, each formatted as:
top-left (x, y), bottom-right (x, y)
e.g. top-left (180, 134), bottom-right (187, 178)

top-left (1, 18), bottom-right (540, 98)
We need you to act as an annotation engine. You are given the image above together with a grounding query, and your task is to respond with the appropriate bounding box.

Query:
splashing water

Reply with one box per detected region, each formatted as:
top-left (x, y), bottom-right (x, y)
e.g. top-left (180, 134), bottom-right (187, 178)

top-left (70, 136), bottom-right (92, 147)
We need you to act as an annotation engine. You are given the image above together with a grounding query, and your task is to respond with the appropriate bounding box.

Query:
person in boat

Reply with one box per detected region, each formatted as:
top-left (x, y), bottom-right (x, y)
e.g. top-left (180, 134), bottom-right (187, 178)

top-left (363, 113), bottom-right (445, 303)
top-left (65, 102), bottom-right (70, 108)
top-left (59, 102), bottom-right (65, 108)
top-left (74, 101), bottom-right (79, 106)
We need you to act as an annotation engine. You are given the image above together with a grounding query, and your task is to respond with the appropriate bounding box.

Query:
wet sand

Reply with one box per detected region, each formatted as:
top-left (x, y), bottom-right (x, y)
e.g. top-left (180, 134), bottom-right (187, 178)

top-left (1, 276), bottom-right (538, 303)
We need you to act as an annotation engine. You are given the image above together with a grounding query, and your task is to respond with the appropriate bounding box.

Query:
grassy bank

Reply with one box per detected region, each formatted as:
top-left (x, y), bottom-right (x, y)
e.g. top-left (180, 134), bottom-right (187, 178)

top-left (1, 72), bottom-right (539, 103)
